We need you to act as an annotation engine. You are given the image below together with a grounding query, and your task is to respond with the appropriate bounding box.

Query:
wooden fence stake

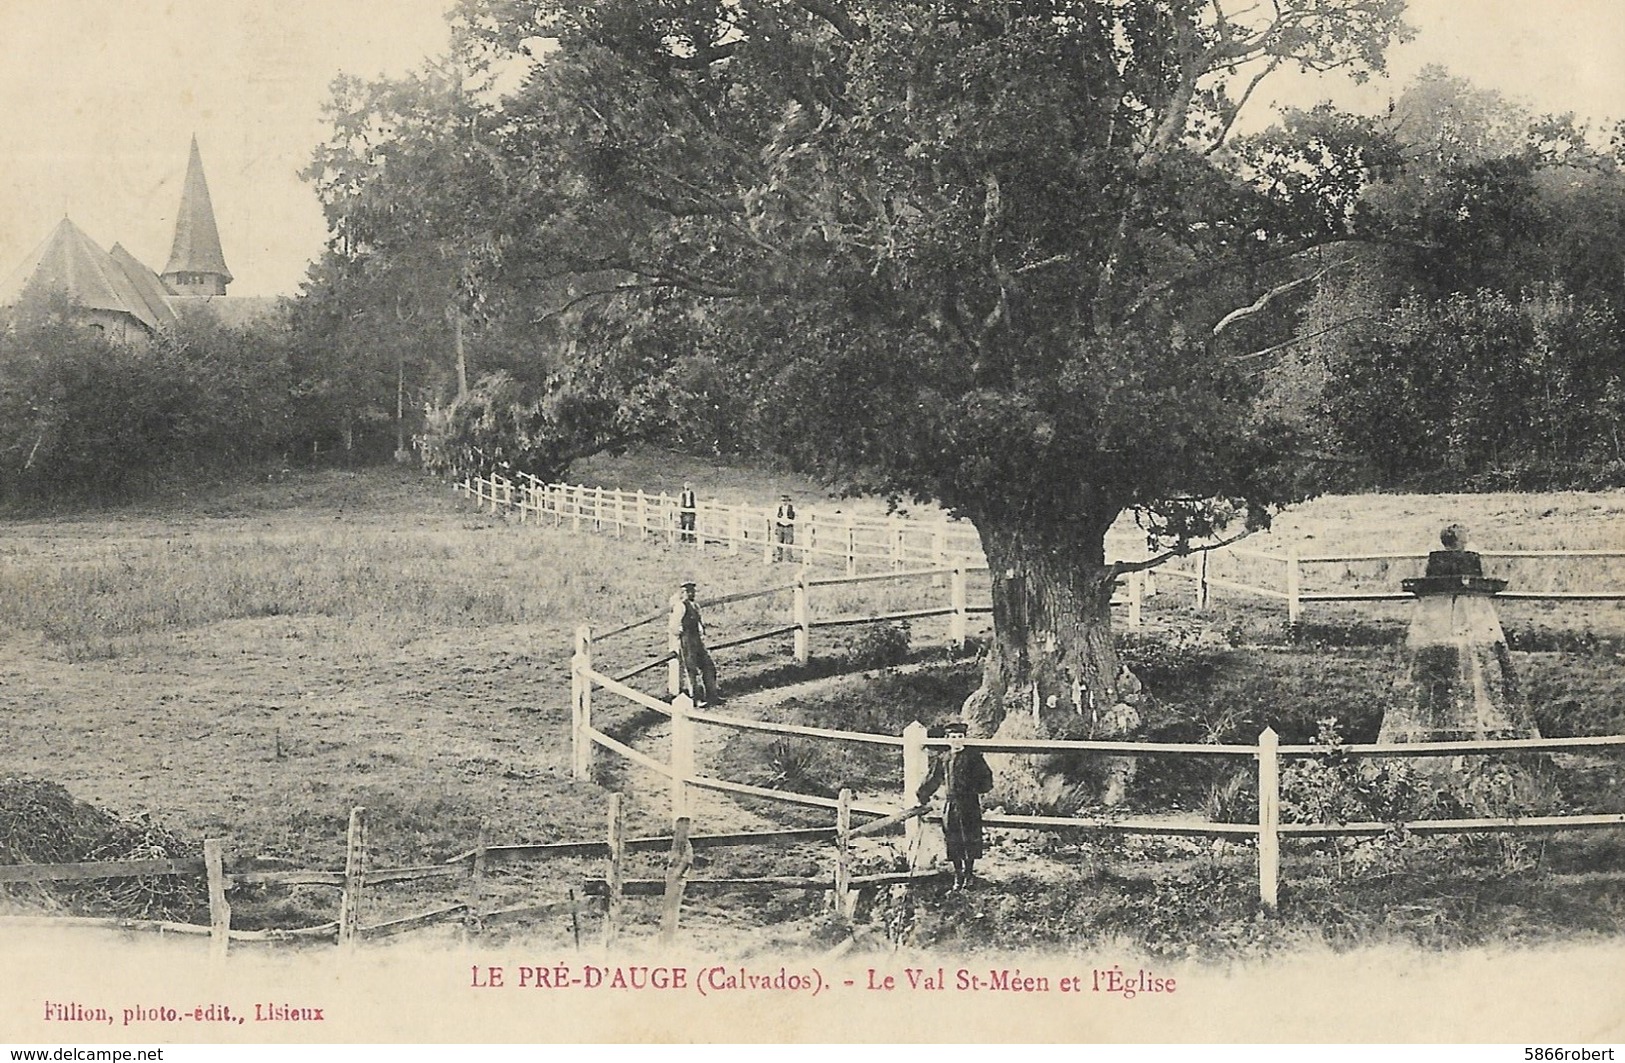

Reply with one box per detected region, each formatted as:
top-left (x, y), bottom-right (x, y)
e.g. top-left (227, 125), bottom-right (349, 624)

top-left (1258, 727), bottom-right (1280, 912)
top-left (670, 694), bottom-right (695, 823)
top-left (793, 570), bottom-right (811, 665)
top-left (660, 817), bottom-right (695, 944)
top-left (661, 491), bottom-right (674, 544)
top-left (834, 788), bottom-right (853, 920)
top-left (463, 819), bottom-right (488, 940)
top-left (615, 488), bottom-right (625, 538)
top-left (667, 621), bottom-right (682, 698)
top-left (1196, 550), bottom-right (1210, 612)
top-left (763, 511), bottom-right (775, 565)
top-left (572, 625), bottom-right (594, 781)
top-left (1128, 570), bottom-right (1143, 631)
top-left (603, 794), bottom-right (624, 949)
top-left (338, 806), bottom-right (368, 951)
top-left (901, 722), bottom-right (928, 867)
top-left (636, 490), bottom-right (648, 539)
top-left (204, 837), bottom-right (230, 962)
top-left (1286, 548), bottom-right (1302, 627)
top-left (571, 484), bottom-right (582, 532)
top-left (949, 565), bottom-right (967, 650)
top-left (845, 515), bottom-right (857, 576)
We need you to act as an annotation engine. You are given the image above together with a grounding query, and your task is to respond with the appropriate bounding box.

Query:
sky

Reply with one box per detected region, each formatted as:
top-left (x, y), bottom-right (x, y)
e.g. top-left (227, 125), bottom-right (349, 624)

top-left (2, 0), bottom-right (1624, 298)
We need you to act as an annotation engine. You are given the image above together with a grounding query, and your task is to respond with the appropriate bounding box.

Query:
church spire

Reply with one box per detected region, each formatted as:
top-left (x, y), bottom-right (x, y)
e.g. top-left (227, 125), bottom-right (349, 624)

top-left (161, 135), bottom-right (233, 296)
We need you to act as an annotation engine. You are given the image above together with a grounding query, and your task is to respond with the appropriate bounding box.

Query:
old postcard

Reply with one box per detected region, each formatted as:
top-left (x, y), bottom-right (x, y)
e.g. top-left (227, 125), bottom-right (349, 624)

top-left (2, 0), bottom-right (1624, 1048)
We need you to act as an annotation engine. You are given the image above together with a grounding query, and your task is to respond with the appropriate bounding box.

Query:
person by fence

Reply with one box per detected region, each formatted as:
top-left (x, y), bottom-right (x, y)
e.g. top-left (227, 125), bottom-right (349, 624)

top-left (669, 578), bottom-right (721, 705)
top-left (916, 721), bottom-right (994, 890)
top-left (679, 482), bottom-right (698, 544)
top-left (774, 494), bottom-right (797, 562)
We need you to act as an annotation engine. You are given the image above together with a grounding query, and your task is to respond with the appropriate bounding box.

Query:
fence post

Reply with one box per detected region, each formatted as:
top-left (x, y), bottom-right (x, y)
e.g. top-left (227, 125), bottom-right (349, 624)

top-left (833, 788), bottom-right (853, 920)
top-left (793, 570), bottom-right (811, 665)
top-left (1286, 548), bottom-right (1302, 627)
top-left (660, 817), bottom-right (695, 944)
top-left (463, 819), bottom-right (488, 939)
top-left (670, 693), bottom-right (695, 823)
top-left (572, 625), bottom-right (594, 782)
top-left (338, 806), bottom-right (368, 951)
top-left (204, 837), bottom-right (230, 962)
top-left (517, 477), bottom-right (528, 525)
top-left (763, 510), bottom-right (775, 565)
top-left (1258, 727), bottom-right (1280, 912)
top-left (667, 609), bottom-right (682, 698)
top-left (603, 793), bottom-right (624, 949)
top-left (571, 485), bottom-right (582, 532)
top-left (901, 722), bottom-right (928, 867)
top-left (615, 489), bottom-right (625, 538)
top-left (1196, 550), bottom-right (1210, 612)
top-left (949, 565), bottom-right (967, 650)
top-left (845, 515), bottom-right (857, 576)
top-left (1128, 570), bottom-right (1143, 631)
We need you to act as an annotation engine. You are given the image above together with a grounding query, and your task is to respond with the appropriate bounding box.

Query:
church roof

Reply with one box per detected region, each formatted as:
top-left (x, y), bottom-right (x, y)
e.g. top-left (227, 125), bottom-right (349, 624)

top-left (2, 217), bottom-right (178, 332)
top-left (162, 136), bottom-right (233, 283)
top-left (109, 243), bottom-right (182, 330)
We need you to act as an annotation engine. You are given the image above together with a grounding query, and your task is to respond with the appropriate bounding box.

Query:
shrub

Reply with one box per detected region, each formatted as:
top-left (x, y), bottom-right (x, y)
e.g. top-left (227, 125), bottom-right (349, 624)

top-left (842, 621), bottom-right (911, 669)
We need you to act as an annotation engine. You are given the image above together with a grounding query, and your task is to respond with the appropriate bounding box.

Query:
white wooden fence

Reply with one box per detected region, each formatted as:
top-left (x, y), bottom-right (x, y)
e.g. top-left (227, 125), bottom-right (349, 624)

top-left (1136, 545), bottom-right (1625, 622)
top-left (461, 473), bottom-right (1625, 625)
top-left (460, 472), bottom-right (985, 575)
top-left (570, 624), bottom-right (1625, 909)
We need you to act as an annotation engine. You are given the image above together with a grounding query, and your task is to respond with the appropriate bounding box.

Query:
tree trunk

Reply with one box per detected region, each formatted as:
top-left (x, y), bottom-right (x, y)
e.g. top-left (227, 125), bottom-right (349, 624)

top-left (960, 509), bottom-right (1133, 813)
top-left (453, 308), bottom-right (469, 400)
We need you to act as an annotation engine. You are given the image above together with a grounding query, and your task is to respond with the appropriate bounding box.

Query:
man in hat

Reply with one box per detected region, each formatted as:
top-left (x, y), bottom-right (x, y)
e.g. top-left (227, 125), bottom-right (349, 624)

top-left (773, 493), bottom-right (797, 562)
top-left (669, 578), bottom-right (720, 704)
top-left (916, 721), bottom-right (995, 890)
top-left (678, 481), bottom-right (698, 544)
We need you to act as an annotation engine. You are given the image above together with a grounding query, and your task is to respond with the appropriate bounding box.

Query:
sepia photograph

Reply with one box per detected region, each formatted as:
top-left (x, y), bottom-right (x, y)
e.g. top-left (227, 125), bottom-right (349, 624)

top-left (1, 0), bottom-right (1624, 1048)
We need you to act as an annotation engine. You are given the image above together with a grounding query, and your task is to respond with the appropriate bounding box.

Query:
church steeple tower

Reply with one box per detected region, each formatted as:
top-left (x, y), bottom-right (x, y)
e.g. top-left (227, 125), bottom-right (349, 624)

top-left (161, 135), bottom-right (233, 297)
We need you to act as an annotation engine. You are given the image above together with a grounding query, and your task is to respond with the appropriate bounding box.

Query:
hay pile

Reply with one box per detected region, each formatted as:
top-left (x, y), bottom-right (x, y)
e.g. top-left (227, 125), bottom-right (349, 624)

top-left (0, 778), bottom-right (205, 920)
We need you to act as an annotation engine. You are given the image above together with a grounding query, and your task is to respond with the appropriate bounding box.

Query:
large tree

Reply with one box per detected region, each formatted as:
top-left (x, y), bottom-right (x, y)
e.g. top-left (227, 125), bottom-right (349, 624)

top-left (450, 0), bottom-right (1411, 780)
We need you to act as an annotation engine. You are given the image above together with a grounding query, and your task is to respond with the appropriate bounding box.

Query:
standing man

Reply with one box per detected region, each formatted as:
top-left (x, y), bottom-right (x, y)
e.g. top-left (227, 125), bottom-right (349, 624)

top-left (773, 493), bottom-right (797, 562)
top-left (678, 481), bottom-right (698, 544)
top-left (669, 578), bottom-right (720, 705)
top-left (916, 721), bottom-right (995, 890)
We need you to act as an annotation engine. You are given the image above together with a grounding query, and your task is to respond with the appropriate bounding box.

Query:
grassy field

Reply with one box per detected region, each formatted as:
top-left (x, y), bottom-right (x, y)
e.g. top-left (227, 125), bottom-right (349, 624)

top-left (1, 453), bottom-right (1623, 956)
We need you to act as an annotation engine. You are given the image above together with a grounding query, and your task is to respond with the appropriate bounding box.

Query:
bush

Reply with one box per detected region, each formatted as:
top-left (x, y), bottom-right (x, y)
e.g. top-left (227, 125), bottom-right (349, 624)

top-left (0, 308), bottom-right (292, 505)
top-left (842, 621), bottom-right (911, 669)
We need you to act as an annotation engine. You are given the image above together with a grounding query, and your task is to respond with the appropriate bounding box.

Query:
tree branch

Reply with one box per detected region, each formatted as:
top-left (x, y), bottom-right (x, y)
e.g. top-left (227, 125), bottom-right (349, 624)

top-left (1211, 263), bottom-right (1342, 337)
top-left (1110, 529), bottom-right (1255, 576)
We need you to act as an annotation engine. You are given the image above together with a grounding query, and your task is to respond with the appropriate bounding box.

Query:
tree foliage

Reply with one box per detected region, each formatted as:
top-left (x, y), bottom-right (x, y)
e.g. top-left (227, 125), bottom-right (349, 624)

top-left (1284, 66), bottom-right (1625, 489)
top-left (0, 298), bottom-right (292, 505)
